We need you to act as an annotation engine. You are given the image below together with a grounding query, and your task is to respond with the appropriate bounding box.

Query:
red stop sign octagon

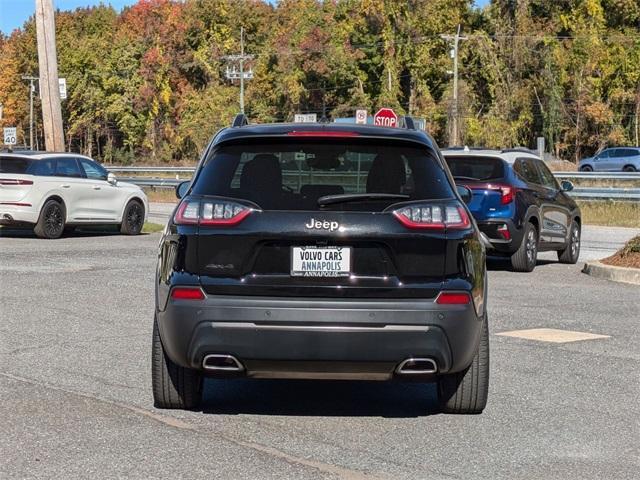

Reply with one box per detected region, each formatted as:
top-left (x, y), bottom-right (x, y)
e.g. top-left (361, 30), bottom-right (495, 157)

top-left (373, 108), bottom-right (398, 127)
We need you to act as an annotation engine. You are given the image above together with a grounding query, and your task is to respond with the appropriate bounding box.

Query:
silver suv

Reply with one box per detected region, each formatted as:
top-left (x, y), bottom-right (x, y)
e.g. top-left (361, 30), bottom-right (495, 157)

top-left (578, 147), bottom-right (640, 172)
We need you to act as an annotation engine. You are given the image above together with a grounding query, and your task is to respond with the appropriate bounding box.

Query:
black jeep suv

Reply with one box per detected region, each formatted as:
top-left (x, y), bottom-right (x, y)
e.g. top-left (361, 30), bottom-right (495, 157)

top-left (152, 116), bottom-right (489, 414)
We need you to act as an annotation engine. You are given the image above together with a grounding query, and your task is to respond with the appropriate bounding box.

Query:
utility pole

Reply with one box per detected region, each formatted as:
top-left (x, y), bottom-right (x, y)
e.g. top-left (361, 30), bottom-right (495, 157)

top-left (223, 27), bottom-right (254, 114)
top-left (441, 25), bottom-right (467, 146)
top-left (35, 0), bottom-right (64, 151)
top-left (21, 75), bottom-right (38, 150)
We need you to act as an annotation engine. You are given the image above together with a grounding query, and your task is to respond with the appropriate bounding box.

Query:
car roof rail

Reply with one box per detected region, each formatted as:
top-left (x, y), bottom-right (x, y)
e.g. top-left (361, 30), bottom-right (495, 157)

top-left (231, 113), bottom-right (249, 128)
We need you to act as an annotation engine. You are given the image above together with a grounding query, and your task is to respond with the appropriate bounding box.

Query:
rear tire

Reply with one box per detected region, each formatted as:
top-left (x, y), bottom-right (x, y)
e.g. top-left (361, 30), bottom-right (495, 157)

top-left (152, 316), bottom-right (202, 410)
top-left (438, 316), bottom-right (489, 414)
top-left (34, 199), bottom-right (65, 239)
top-left (557, 220), bottom-right (580, 264)
top-left (623, 165), bottom-right (637, 172)
top-left (510, 222), bottom-right (538, 272)
top-left (120, 200), bottom-right (144, 235)
top-left (579, 165), bottom-right (593, 172)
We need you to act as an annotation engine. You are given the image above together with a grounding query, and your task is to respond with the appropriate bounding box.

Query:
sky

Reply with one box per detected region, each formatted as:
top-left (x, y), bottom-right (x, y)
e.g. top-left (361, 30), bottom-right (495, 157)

top-left (1, 0), bottom-right (491, 35)
top-left (0, 0), bottom-right (138, 34)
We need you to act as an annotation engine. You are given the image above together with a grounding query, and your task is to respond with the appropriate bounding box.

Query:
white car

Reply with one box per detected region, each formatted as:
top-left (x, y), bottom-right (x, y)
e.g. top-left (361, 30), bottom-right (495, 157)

top-left (0, 152), bottom-right (148, 239)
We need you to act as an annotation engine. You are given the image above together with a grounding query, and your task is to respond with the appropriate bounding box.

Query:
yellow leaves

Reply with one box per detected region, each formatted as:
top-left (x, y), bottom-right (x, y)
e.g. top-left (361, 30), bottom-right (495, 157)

top-left (584, 101), bottom-right (613, 124)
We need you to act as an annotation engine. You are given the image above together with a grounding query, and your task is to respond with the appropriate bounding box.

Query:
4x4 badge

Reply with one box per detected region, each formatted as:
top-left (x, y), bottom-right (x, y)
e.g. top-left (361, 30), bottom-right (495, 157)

top-left (305, 218), bottom-right (339, 232)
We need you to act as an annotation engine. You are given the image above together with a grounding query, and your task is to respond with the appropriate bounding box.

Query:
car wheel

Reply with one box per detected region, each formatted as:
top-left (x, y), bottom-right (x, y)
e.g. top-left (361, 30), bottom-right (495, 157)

top-left (557, 220), bottom-right (581, 264)
top-left (34, 199), bottom-right (65, 239)
top-left (152, 316), bottom-right (202, 410)
top-left (120, 200), bottom-right (144, 235)
top-left (623, 165), bottom-right (637, 172)
top-left (510, 222), bottom-right (538, 272)
top-left (438, 315), bottom-right (489, 414)
top-left (579, 165), bottom-right (593, 172)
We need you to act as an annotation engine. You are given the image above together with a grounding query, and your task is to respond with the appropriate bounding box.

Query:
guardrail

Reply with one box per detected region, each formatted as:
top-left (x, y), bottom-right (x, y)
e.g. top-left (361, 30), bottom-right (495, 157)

top-left (107, 167), bottom-right (640, 201)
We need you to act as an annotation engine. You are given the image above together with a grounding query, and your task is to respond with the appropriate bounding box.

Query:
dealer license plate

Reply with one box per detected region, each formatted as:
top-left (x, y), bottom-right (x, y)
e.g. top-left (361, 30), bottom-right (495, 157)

top-left (291, 246), bottom-right (351, 277)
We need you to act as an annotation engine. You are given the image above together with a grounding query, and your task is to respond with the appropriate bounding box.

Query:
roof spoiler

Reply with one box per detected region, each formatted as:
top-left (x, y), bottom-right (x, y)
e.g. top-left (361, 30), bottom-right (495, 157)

top-left (231, 113), bottom-right (249, 128)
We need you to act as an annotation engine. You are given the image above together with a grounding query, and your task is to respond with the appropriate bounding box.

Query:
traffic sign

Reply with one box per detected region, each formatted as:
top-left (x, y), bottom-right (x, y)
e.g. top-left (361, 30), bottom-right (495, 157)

top-left (3, 127), bottom-right (17, 145)
top-left (355, 109), bottom-right (367, 125)
top-left (59, 78), bottom-right (67, 100)
top-left (373, 108), bottom-right (398, 128)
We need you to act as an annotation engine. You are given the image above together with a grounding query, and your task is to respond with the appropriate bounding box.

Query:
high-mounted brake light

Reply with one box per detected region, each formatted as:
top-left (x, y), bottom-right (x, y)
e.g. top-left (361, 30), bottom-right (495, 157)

top-left (287, 131), bottom-right (360, 137)
top-left (171, 287), bottom-right (205, 300)
top-left (0, 179), bottom-right (34, 186)
top-left (174, 199), bottom-right (254, 226)
top-left (436, 292), bottom-right (472, 305)
top-left (393, 204), bottom-right (470, 230)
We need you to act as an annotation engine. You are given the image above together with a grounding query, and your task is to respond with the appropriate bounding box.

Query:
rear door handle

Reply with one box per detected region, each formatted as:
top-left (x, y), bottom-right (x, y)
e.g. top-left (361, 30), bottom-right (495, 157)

top-left (61, 184), bottom-right (71, 189)
top-left (93, 186), bottom-right (101, 190)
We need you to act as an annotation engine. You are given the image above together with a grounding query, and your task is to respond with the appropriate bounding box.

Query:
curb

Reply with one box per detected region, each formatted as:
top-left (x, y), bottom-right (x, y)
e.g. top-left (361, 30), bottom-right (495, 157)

top-left (582, 261), bottom-right (640, 286)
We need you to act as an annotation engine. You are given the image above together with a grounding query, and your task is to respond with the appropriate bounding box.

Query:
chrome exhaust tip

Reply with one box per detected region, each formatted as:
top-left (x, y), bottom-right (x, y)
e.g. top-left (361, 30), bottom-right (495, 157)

top-left (395, 358), bottom-right (438, 375)
top-left (202, 354), bottom-right (244, 372)
top-left (2, 214), bottom-right (13, 222)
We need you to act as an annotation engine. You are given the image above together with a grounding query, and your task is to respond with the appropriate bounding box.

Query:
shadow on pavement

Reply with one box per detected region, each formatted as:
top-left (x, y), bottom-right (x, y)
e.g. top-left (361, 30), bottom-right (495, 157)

top-left (0, 226), bottom-right (150, 238)
top-left (487, 256), bottom-right (556, 271)
top-left (200, 378), bottom-right (440, 418)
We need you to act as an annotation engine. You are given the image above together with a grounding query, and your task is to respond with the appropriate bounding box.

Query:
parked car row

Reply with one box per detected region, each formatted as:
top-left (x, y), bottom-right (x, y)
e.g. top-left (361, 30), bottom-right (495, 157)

top-left (2, 118), bottom-right (588, 416)
top-left (0, 151), bottom-right (148, 238)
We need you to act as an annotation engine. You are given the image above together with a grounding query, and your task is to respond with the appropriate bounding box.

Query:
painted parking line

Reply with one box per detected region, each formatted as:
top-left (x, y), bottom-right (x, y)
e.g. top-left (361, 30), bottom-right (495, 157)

top-left (496, 328), bottom-right (611, 343)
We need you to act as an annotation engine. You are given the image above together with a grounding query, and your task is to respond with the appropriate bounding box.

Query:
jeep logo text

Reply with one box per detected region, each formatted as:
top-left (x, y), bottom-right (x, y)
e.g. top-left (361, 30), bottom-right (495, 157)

top-left (305, 218), bottom-right (339, 232)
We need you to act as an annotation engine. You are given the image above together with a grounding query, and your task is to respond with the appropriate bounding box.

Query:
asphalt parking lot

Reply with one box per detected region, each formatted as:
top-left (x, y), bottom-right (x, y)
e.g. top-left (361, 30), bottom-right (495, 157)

top-left (1, 223), bottom-right (638, 479)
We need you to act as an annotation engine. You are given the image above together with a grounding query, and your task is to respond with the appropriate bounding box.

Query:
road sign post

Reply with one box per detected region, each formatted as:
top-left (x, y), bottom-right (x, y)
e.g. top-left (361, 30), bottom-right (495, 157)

top-left (373, 108), bottom-right (398, 128)
top-left (4, 127), bottom-right (17, 146)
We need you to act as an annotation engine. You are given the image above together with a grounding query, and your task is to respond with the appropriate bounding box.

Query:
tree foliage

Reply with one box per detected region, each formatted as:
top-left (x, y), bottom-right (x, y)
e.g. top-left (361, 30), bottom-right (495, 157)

top-left (0, 0), bottom-right (638, 162)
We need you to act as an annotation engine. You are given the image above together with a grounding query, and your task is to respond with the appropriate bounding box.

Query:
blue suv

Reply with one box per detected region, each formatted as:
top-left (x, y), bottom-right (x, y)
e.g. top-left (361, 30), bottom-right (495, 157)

top-left (442, 148), bottom-right (581, 272)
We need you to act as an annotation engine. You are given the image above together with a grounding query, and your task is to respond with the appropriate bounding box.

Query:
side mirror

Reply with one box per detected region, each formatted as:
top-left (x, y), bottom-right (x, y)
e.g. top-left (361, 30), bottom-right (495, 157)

top-left (456, 185), bottom-right (473, 204)
top-left (107, 172), bottom-right (117, 185)
top-left (560, 180), bottom-right (574, 192)
top-left (176, 181), bottom-right (190, 199)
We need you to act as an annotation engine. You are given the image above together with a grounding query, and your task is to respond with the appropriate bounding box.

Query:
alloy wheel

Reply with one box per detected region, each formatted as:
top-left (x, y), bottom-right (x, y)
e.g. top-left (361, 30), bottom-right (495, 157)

top-left (526, 229), bottom-right (537, 266)
top-left (570, 225), bottom-right (580, 259)
top-left (126, 203), bottom-right (143, 232)
top-left (44, 204), bottom-right (63, 237)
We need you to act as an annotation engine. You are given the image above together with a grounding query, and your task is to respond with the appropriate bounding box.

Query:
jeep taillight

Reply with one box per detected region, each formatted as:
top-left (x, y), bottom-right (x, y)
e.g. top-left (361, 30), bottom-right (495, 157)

top-left (174, 199), bottom-right (254, 226)
top-left (393, 204), bottom-right (470, 230)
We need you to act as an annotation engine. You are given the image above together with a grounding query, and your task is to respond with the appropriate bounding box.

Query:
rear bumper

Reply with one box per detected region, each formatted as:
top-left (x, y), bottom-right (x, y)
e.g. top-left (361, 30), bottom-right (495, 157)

top-left (477, 219), bottom-right (523, 254)
top-left (156, 294), bottom-right (484, 380)
top-left (0, 204), bottom-right (38, 225)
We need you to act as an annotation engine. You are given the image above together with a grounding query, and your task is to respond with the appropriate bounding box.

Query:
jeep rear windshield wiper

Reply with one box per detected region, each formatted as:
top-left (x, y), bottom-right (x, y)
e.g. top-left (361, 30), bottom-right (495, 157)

top-left (317, 193), bottom-right (410, 207)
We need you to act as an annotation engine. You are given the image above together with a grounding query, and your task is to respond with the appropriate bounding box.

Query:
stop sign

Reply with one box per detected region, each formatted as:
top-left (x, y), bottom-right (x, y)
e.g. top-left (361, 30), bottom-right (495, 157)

top-left (373, 108), bottom-right (398, 128)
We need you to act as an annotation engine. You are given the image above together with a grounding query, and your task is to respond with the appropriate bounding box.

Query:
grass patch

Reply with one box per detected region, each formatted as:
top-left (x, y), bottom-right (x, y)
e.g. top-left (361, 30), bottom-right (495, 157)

top-left (142, 222), bottom-right (165, 233)
top-left (578, 201), bottom-right (640, 228)
top-left (144, 188), bottom-right (178, 203)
